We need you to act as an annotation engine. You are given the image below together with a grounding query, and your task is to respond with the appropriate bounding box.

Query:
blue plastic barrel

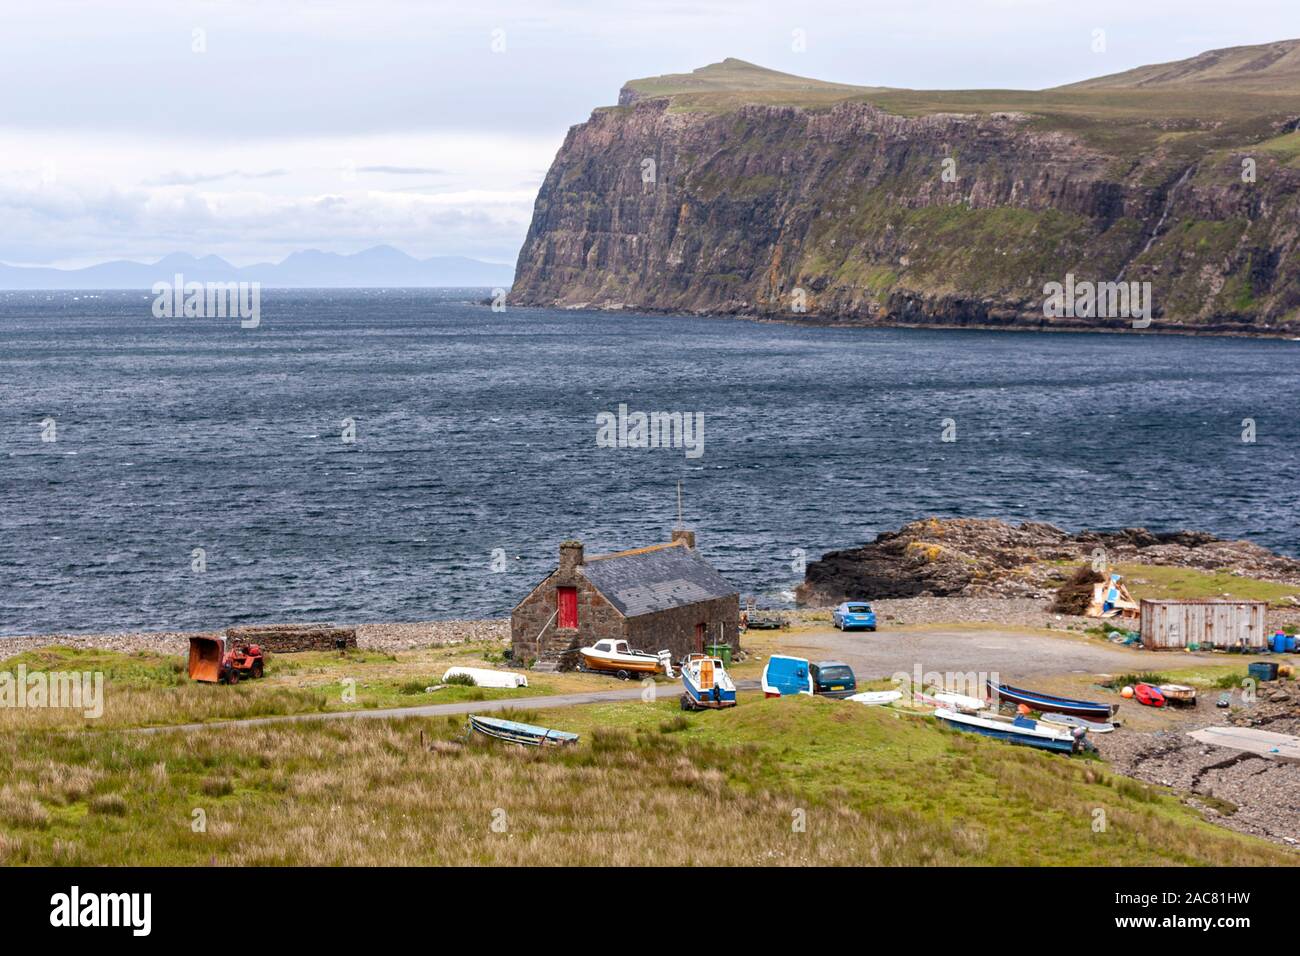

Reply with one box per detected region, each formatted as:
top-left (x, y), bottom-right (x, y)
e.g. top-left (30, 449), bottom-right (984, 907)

top-left (1274, 633), bottom-right (1289, 653)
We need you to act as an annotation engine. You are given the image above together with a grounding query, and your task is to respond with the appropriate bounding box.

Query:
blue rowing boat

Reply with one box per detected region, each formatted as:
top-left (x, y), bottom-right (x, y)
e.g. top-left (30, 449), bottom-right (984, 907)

top-left (468, 714), bottom-right (579, 747)
top-left (987, 680), bottom-right (1117, 720)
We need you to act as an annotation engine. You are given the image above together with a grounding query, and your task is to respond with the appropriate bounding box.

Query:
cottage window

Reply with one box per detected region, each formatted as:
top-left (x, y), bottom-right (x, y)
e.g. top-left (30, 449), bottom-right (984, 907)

top-left (557, 587), bottom-right (578, 628)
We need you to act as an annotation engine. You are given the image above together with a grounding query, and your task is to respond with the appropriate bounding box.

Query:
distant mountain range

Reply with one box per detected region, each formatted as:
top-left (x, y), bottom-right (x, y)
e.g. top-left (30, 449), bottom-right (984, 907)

top-left (0, 246), bottom-right (515, 289)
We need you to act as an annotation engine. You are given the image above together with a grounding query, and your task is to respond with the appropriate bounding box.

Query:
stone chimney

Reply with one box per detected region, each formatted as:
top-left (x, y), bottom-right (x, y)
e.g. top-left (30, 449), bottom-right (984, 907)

top-left (559, 539), bottom-right (584, 570)
top-left (671, 528), bottom-right (696, 549)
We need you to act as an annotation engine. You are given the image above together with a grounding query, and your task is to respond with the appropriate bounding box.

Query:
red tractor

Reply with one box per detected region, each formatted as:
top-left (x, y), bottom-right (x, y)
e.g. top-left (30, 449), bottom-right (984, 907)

top-left (188, 635), bottom-right (266, 684)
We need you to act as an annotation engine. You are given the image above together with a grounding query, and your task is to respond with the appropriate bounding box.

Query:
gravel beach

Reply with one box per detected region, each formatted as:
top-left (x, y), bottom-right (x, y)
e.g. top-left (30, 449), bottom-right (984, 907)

top-left (0, 619), bottom-right (510, 657)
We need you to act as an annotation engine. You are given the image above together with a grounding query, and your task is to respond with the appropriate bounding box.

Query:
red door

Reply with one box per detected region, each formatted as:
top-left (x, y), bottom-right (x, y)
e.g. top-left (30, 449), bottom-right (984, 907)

top-left (557, 587), bottom-right (578, 629)
top-left (695, 622), bottom-right (706, 653)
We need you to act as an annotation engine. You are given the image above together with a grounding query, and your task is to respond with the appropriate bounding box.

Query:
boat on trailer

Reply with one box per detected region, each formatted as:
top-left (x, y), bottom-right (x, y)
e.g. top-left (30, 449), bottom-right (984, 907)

top-left (987, 680), bottom-right (1117, 720)
top-left (578, 639), bottom-right (675, 679)
top-left (936, 708), bottom-right (1086, 754)
top-left (680, 654), bottom-right (737, 710)
top-left (468, 714), bottom-right (579, 747)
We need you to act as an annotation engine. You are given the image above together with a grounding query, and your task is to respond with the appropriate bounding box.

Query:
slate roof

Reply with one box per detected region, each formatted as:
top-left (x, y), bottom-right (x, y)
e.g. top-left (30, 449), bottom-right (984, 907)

top-left (580, 541), bottom-right (737, 617)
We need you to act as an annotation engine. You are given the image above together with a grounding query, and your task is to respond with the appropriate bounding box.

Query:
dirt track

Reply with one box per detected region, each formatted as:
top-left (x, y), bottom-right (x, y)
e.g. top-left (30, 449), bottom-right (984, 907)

top-left (135, 680), bottom-right (762, 735)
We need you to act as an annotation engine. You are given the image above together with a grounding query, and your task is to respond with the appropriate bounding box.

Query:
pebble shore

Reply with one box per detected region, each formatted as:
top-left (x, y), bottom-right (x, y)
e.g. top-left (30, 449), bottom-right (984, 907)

top-left (0, 598), bottom-right (1088, 657)
top-left (0, 619), bottom-right (510, 657)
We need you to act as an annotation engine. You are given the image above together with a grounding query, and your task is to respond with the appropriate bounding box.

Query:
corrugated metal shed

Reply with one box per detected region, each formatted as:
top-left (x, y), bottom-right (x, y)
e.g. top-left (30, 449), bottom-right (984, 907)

top-left (1139, 599), bottom-right (1268, 651)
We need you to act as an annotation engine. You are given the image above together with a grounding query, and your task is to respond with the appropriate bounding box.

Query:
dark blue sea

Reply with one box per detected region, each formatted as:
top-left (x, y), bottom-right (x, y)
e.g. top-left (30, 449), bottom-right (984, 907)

top-left (2, 288), bottom-right (1297, 636)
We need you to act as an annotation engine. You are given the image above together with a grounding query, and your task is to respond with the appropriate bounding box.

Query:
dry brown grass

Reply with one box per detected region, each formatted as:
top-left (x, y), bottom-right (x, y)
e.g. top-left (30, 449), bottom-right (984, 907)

top-left (0, 643), bottom-right (615, 733)
top-left (1, 696), bottom-right (1294, 867)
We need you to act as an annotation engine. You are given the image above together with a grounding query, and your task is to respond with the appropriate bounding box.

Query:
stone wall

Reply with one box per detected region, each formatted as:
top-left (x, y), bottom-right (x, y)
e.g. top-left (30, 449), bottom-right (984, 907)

top-left (510, 570), bottom-right (625, 667)
top-left (511, 535), bottom-right (741, 668)
top-left (625, 596), bottom-right (740, 661)
top-left (226, 623), bottom-right (358, 653)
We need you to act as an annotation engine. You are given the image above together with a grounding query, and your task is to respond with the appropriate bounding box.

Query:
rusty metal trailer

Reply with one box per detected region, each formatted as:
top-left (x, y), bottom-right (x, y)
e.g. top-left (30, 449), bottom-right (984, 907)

top-left (1139, 599), bottom-right (1268, 651)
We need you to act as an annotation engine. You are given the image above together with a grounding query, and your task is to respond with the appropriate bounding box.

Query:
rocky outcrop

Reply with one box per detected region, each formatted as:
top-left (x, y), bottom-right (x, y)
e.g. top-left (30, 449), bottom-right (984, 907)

top-left (511, 59), bottom-right (1300, 333)
top-left (796, 517), bottom-right (1300, 604)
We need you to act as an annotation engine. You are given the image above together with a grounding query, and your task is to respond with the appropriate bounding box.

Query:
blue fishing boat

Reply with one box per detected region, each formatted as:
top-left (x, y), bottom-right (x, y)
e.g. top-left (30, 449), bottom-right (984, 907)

top-left (987, 679), bottom-right (1117, 720)
top-left (680, 654), bottom-right (737, 710)
top-left (468, 714), bottom-right (579, 747)
top-left (936, 708), bottom-right (1084, 754)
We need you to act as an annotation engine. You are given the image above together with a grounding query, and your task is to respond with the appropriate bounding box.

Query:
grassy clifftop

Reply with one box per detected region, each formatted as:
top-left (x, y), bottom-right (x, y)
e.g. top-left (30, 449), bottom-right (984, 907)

top-left (514, 40), bottom-right (1300, 332)
top-left (619, 42), bottom-right (1300, 159)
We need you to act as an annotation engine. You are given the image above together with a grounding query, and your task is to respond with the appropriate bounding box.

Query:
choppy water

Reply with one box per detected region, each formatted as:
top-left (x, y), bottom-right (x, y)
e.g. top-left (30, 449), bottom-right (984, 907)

top-left (2, 288), bottom-right (1297, 636)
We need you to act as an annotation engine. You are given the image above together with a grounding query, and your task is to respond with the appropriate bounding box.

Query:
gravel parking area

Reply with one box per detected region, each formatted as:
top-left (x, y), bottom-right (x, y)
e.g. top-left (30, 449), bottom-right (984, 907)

top-left (0, 619), bottom-right (510, 657)
top-left (793, 597), bottom-right (1097, 631)
top-left (776, 622), bottom-right (1164, 681)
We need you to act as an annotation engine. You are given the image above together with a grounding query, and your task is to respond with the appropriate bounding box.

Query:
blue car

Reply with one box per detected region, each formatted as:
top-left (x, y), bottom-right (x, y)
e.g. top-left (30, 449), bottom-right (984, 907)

top-left (832, 601), bottom-right (877, 631)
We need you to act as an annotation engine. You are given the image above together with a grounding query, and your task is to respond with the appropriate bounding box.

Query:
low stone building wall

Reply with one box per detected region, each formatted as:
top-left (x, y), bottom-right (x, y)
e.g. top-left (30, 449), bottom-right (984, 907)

top-left (511, 569), bottom-right (623, 667)
top-left (226, 623), bottom-right (358, 653)
top-left (625, 597), bottom-right (739, 661)
top-left (511, 534), bottom-right (741, 669)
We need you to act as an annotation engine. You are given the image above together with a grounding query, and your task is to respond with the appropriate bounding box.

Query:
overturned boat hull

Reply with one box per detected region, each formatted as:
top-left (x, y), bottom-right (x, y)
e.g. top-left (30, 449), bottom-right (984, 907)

top-left (847, 690), bottom-right (903, 706)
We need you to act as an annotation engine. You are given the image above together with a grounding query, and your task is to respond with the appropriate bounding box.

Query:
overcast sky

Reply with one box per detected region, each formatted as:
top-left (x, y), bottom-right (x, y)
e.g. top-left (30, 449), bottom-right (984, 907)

top-left (2, 0), bottom-right (1295, 268)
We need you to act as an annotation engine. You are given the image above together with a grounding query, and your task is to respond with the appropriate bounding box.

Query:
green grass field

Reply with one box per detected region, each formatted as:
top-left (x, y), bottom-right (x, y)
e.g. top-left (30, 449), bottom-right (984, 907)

top-left (1114, 564), bottom-right (1300, 604)
top-left (0, 644), bottom-right (610, 732)
top-left (621, 55), bottom-right (1300, 161)
top-left (1, 670), bottom-right (1295, 865)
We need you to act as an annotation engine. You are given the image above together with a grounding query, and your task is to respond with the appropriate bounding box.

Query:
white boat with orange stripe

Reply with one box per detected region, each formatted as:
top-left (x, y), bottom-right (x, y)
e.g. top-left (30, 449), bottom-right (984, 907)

top-left (578, 639), bottom-right (675, 679)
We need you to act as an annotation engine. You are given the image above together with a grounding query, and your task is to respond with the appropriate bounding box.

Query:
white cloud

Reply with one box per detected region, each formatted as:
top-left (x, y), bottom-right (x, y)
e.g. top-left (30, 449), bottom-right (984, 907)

top-left (0, 0), bottom-right (1295, 265)
top-left (0, 129), bottom-right (552, 266)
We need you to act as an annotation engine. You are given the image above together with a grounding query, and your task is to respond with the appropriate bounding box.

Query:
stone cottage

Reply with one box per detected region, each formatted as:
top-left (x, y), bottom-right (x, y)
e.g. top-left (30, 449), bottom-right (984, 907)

top-left (511, 529), bottom-right (740, 669)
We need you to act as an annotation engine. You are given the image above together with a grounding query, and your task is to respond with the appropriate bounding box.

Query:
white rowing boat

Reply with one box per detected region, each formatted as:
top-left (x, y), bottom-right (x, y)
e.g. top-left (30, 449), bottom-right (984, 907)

top-left (936, 707), bottom-right (1085, 754)
top-left (914, 690), bottom-right (986, 713)
top-left (846, 690), bottom-right (903, 706)
top-left (442, 666), bottom-right (528, 688)
top-left (1040, 713), bottom-right (1116, 734)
